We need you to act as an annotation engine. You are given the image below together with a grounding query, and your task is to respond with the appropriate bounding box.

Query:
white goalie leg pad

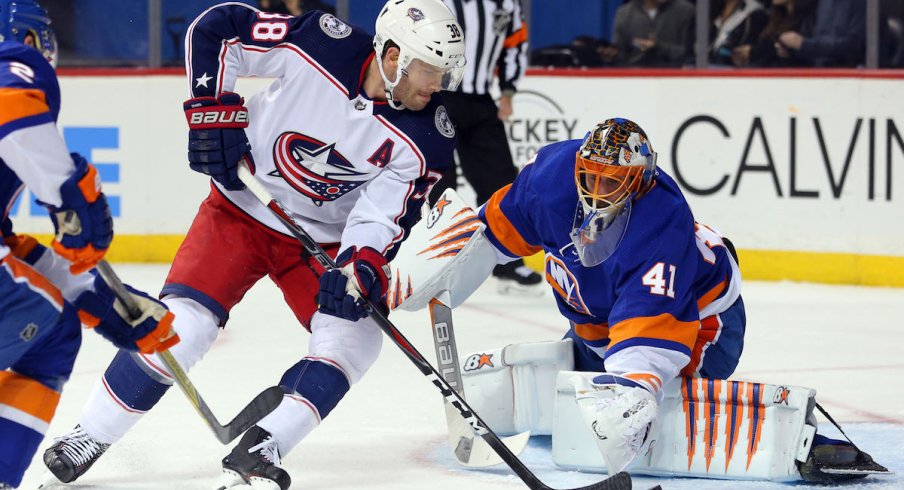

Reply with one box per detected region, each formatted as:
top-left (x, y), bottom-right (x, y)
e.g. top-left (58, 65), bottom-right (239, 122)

top-left (460, 339), bottom-right (574, 435)
top-left (387, 189), bottom-right (498, 312)
top-left (554, 372), bottom-right (817, 481)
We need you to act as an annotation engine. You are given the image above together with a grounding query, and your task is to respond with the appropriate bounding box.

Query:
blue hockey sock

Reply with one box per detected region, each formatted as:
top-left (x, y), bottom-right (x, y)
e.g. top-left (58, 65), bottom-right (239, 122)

top-left (103, 350), bottom-right (172, 412)
top-left (279, 358), bottom-right (350, 419)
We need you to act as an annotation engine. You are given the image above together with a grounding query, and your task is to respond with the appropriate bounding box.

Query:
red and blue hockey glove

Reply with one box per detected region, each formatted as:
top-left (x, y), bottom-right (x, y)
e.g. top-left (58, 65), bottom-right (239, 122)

top-left (184, 92), bottom-right (252, 191)
top-left (75, 274), bottom-right (180, 354)
top-left (318, 246), bottom-right (390, 321)
top-left (43, 153), bottom-right (113, 274)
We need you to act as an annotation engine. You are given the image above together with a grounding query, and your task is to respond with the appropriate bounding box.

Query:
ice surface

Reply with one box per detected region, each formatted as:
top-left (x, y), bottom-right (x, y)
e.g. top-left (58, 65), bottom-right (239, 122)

top-left (21, 265), bottom-right (904, 489)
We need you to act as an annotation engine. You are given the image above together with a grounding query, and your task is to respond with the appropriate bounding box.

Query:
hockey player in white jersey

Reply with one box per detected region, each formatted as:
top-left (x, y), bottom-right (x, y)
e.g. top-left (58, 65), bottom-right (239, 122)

top-left (42, 1), bottom-right (464, 489)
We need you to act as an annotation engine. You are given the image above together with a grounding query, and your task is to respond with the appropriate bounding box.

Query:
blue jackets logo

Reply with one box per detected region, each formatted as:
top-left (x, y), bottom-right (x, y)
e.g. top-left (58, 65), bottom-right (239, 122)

top-left (273, 131), bottom-right (367, 206)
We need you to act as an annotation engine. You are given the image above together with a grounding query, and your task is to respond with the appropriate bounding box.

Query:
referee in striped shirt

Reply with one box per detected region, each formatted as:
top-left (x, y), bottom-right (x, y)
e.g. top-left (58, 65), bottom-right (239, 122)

top-left (430, 0), bottom-right (541, 290)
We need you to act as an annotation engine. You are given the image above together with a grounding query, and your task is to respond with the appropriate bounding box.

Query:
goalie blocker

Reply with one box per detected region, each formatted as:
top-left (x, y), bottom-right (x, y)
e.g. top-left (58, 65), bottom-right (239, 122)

top-left (458, 338), bottom-right (888, 482)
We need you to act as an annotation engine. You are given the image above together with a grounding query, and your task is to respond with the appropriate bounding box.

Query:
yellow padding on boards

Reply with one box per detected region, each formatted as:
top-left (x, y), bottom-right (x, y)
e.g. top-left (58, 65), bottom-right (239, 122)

top-left (32, 235), bottom-right (904, 287)
top-left (523, 249), bottom-right (904, 288)
top-left (32, 234), bottom-right (184, 264)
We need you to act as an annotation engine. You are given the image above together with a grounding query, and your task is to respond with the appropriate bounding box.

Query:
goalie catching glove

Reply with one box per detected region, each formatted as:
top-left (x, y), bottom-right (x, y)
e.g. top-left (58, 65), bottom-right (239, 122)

top-left (318, 246), bottom-right (390, 321)
top-left (75, 274), bottom-right (180, 354)
top-left (572, 373), bottom-right (659, 474)
top-left (184, 92), bottom-right (252, 191)
top-left (41, 153), bottom-right (114, 274)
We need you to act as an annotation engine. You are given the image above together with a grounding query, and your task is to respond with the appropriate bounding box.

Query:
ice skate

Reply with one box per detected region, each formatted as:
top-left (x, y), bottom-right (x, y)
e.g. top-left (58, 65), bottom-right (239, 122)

top-left (41, 425), bottom-right (110, 485)
top-left (797, 434), bottom-right (890, 483)
top-left (493, 260), bottom-right (544, 295)
top-left (216, 427), bottom-right (291, 490)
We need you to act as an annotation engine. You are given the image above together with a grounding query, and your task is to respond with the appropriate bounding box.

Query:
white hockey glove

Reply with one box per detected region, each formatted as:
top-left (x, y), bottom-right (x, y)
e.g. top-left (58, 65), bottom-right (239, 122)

top-left (571, 374), bottom-right (658, 474)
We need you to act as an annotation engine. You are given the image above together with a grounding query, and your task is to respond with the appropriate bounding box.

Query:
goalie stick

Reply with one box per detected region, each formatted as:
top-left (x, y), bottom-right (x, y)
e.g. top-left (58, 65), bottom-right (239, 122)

top-left (237, 164), bottom-right (632, 490)
top-left (94, 260), bottom-right (284, 444)
top-left (429, 292), bottom-right (530, 467)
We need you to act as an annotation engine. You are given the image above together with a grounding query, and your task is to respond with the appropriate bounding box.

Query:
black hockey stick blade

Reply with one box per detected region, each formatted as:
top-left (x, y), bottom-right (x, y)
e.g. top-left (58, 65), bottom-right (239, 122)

top-left (95, 260), bottom-right (284, 443)
top-left (237, 166), bottom-right (633, 490)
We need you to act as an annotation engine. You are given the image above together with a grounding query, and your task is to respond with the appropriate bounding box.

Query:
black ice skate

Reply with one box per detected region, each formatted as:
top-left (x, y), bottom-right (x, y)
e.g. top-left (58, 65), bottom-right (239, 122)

top-left (493, 259), bottom-right (543, 295)
top-left (218, 427), bottom-right (291, 490)
top-left (797, 434), bottom-right (890, 483)
top-left (42, 425), bottom-right (110, 484)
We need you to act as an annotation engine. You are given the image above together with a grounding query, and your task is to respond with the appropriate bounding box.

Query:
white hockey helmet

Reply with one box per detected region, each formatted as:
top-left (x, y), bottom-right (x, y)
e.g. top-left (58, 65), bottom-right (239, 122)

top-left (373, 0), bottom-right (466, 109)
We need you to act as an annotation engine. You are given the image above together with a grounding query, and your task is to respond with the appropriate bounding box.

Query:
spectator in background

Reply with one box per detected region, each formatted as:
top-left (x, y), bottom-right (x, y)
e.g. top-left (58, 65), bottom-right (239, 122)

top-left (612, 0), bottom-right (695, 67)
top-left (710, 0), bottom-right (767, 66)
top-left (775, 0), bottom-right (865, 66)
top-left (730, 0), bottom-right (816, 67)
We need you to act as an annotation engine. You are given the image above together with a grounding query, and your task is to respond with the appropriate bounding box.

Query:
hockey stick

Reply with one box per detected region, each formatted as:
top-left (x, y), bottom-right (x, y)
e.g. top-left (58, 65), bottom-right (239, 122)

top-left (429, 292), bottom-right (531, 467)
top-left (237, 165), bottom-right (631, 490)
top-left (94, 260), bottom-right (284, 444)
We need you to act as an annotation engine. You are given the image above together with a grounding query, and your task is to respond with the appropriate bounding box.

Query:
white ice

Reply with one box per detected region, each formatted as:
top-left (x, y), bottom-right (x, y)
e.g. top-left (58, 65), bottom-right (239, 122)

top-left (20, 264), bottom-right (904, 489)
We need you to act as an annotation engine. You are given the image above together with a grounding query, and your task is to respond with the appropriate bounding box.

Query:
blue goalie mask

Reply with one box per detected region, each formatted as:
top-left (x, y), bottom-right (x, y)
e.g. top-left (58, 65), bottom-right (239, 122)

top-left (0, 0), bottom-right (57, 67)
top-left (570, 118), bottom-right (656, 267)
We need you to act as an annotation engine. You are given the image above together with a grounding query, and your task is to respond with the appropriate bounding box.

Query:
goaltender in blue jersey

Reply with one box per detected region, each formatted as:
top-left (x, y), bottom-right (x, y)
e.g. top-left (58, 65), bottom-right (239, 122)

top-left (480, 118), bottom-right (744, 387)
top-left (465, 118), bottom-right (883, 481)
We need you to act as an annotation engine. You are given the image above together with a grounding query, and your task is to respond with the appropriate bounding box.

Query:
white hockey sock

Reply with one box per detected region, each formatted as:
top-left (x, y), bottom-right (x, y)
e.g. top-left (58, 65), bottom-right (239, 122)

top-left (256, 394), bottom-right (321, 456)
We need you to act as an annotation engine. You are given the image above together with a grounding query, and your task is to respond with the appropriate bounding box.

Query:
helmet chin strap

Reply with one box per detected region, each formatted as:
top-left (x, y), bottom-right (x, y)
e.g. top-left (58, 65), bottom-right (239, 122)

top-left (376, 58), bottom-right (406, 110)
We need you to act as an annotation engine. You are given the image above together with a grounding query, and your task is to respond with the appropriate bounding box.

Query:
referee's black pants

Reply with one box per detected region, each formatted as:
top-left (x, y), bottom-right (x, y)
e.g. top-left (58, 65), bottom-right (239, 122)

top-left (429, 92), bottom-right (518, 206)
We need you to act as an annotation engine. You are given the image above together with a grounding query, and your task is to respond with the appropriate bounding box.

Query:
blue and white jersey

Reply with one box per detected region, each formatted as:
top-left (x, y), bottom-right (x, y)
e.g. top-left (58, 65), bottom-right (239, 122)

top-left (186, 3), bottom-right (455, 259)
top-left (0, 41), bottom-right (74, 260)
top-left (479, 139), bottom-right (742, 391)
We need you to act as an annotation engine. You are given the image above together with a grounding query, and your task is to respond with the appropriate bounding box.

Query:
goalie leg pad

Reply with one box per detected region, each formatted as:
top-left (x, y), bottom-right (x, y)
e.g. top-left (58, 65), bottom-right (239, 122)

top-left (554, 372), bottom-right (819, 481)
top-left (460, 339), bottom-right (574, 435)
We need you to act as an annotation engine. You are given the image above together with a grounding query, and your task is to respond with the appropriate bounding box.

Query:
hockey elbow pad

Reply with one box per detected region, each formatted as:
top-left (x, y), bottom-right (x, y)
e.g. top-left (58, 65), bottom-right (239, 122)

top-left (45, 153), bottom-right (114, 274)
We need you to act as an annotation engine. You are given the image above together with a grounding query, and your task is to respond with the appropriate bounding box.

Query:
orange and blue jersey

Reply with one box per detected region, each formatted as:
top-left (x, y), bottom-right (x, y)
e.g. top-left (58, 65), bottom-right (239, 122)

top-left (479, 139), bottom-right (744, 393)
top-left (0, 40), bottom-right (71, 250)
top-left (0, 42), bottom-right (85, 489)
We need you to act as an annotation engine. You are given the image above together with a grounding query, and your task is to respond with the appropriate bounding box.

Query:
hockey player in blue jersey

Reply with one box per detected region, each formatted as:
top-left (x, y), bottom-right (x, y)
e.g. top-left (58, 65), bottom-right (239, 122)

top-left (0, 1), bottom-right (178, 488)
top-left (477, 117), bottom-right (745, 472)
top-left (457, 118), bottom-right (883, 481)
top-left (43, 1), bottom-right (465, 488)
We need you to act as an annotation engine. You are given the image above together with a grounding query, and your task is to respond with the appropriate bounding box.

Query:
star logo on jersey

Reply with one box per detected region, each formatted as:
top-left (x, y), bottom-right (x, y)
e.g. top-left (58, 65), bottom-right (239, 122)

top-left (273, 131), bottom-right (367, 206)
top-left (195, 72), bottom-right (213, 88)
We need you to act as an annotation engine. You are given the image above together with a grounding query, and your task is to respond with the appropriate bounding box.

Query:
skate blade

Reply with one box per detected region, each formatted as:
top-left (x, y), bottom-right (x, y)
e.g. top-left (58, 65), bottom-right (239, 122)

top-left (215, 468), bottom-right (249, 490)
top-left (821, 467), bottom-right (893, 475)
top-left (37, 470), bottom-right (64, 489)
top-left (248, 477), bottom-right (283, 489)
